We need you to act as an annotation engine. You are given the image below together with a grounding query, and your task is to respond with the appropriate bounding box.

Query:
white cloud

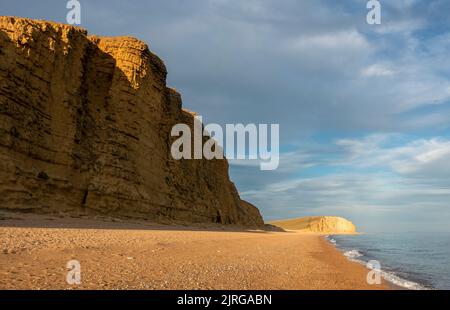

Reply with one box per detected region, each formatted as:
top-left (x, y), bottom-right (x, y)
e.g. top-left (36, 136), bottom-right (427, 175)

top-left (285, 30), bottom-right (369, 52)
top-left (372, 18), bottom-right (425, 34)
top-left (361, 64), bottom-right (395, 77)
top-left (336, 134), bottom-right (450, 179)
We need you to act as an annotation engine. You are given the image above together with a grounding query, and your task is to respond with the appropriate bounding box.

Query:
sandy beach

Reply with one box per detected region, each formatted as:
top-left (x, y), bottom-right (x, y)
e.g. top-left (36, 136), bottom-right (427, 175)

top-left (0, 213), bottom-right (388, 290)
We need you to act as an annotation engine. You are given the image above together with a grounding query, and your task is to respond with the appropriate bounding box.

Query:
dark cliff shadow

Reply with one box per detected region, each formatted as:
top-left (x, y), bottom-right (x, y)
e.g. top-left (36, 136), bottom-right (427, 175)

top-left (0, 210), bottom-right (283, 233)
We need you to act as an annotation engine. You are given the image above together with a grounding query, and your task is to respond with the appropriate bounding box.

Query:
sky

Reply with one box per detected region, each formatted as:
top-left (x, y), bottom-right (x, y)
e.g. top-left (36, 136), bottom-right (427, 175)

top-left (2, 0), bottom-right (450, 232)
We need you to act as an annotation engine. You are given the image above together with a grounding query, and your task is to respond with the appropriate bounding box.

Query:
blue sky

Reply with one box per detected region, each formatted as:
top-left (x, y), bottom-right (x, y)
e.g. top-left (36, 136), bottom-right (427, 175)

top-left (2, 0), bottom-right (450, 232)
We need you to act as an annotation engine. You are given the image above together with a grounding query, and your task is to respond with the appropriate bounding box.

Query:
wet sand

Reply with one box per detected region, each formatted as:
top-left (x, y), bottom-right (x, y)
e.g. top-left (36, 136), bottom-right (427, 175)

top-left (0, 213), bottom-right (389, 290)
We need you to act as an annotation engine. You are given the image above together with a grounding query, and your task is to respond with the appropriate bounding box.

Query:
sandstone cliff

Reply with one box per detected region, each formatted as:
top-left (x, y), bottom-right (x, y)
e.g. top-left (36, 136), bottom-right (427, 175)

top-left (0, 17), bottom-right (264, 227)
top-left (270, 216), bottom-right (357, 234)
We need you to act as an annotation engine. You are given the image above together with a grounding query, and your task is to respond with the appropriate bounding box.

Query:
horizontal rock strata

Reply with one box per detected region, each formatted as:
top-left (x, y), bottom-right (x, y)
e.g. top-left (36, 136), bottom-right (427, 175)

top-left (0, 17), bottom-right (264, 227)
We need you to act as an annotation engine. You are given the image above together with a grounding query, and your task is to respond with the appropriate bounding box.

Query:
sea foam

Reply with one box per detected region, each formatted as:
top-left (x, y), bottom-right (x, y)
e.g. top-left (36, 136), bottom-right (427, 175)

top-left (326, 236), bottom-right (430, 290)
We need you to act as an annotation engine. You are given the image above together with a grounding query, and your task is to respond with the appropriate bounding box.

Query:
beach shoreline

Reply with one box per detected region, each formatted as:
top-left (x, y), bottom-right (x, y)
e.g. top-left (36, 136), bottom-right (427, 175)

top-left (0, 212), bottom-right (389, 290)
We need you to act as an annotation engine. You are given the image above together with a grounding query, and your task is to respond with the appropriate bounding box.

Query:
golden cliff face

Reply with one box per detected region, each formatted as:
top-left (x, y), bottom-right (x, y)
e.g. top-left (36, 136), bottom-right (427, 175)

top-left (0, 17), bottom-right (263, 227)
top-left (270, 216), bottom-right (357, 234)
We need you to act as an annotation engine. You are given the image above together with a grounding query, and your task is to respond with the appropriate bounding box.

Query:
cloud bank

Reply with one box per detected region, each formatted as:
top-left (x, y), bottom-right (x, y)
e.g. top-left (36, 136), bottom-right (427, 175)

top-left (2, 0), bottom-right (450, 231)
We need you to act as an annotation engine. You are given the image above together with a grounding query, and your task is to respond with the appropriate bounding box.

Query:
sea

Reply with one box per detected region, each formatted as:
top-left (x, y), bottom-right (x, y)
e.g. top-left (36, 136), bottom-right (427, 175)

top-left (326, 232), bottom-right (450, 290)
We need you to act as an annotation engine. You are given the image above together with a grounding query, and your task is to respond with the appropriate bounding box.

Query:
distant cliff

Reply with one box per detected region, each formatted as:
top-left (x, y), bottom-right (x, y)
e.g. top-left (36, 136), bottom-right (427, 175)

top-left (0, 17), bottom-right (264, 227)
top-left (270, 216), bottom-right (357, 233)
